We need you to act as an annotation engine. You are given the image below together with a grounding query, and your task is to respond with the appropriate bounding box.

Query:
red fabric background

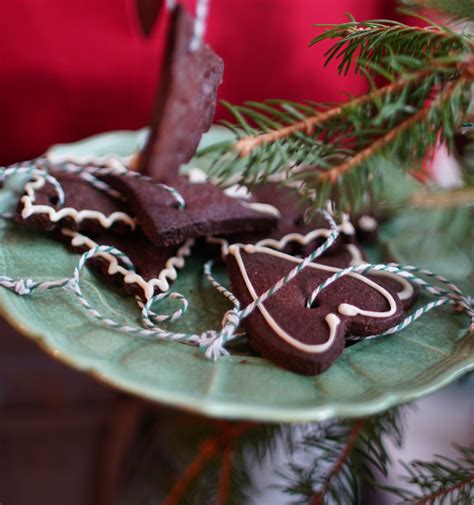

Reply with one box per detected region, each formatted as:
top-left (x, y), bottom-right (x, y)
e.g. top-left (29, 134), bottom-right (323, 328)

top-left (0, 0), bottom-right (397, 165)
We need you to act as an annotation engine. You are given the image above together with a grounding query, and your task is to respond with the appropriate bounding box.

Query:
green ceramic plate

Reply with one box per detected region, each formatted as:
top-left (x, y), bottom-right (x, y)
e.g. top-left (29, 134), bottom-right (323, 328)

top-left (0, 129), bottom-right (472, 423)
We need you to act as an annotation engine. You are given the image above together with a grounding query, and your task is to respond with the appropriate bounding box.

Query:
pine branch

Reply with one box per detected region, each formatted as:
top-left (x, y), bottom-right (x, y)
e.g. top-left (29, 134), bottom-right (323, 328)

top-left (233, 67), bottom-right (437, 158)
top-left (402, 0), bottom-right (474, 23)
top-left (388, 444), bottom-right (474, 504)
top-left (311, 420), bottom-right (365, 505)
top-left (161, 422), bottom-right (255, 505)
top-left (198, 16), bottom-right (473, 212)
top-left (310, 18), bottom-right (470, 76)
top-left (216, 448), bottom-right (234, 505)
top-left (410, 186), bottom-right (474, 206)
top-left (279, 409), bottom-right (406, 505)
top-left (316, 75), bottom-right (466, 184)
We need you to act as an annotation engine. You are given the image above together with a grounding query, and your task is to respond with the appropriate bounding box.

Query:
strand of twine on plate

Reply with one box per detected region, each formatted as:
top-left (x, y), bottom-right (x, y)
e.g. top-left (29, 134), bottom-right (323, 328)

top-left (58, 207), bottom-right (340, 358)
top-left (0, 164), bottom-right (66, 206)
top-left (0, 161), bottom-right (472, 358)
top-left (38, 158), bottom-right (187, 209)
top-left (0, 206), bottom-right (472, 357)
top-left (308, 262), bottom-right (474, 340)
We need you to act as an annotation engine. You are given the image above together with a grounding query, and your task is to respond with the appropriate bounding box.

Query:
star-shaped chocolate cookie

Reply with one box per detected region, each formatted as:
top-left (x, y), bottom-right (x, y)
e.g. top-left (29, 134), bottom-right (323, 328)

top-left (103, 175), bottom-right (278, 247)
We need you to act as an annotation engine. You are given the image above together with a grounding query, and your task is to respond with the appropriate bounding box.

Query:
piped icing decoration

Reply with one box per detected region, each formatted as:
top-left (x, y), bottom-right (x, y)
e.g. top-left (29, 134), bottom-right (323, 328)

top-left (46, 152), bottom-right (135, 171)
top-left (61, 229), bottom-right (194, 300)
top-left (209, 221), bottom-right (414, 306)
top-left (231, 243), bottom-right (399, 328)
top-left (1, 192), bottom-right (472, 376)
top-left (343, 243), bottom-right (415, 303)
top-left (206, 214), bottom-right (354, 260)
top-left (254, 213), bottom-right (354, 249)
top-left (43, 159), bottom-right (186, 209)
top-left (240, 201), bottom-right (282, 219)
top-left (20, 173), bottom-right (136, 229)
top-left (185, 167), bottom-right (209, 184)
top-left (358, 214), bottom-right (378, 232)
top-left (186, 172), bottom-right (282, 219)
top-left (230, 242), bottom-right (345, 353)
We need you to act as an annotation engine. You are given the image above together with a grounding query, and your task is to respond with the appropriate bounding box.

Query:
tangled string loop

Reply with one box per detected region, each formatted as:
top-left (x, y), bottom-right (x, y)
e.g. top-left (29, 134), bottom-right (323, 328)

top-left (0, 158), bottom-right (472, 359)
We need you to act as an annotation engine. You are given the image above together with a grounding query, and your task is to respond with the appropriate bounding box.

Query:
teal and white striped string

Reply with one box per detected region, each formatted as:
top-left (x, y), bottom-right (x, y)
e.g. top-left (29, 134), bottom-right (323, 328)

top-left (307, 262), bottom-right (473, 340)
top-left (0, 276), bottom-right (71, 296)
top-left (48, 159), bottom-right (186, 209)
top-left (196, 208), bottom-right (342, 356)
top-left (1, 188), bottom-right (470, 361)
top-left (0, 206), bottom-right (344, 359)
top-left (141, 291), bottom-right (189, 327)
top-left (190, 0), bottom-right (210, 51)
top-left (1, 164), bottom-right (66, 207)
top-left (238, 209), bottom-right (339, 320)
top-left (63, 207), bottom-right (342, 358)
top-left (4, 156), bottom-right (186, 210)
top-left (67, 245), bottom-right (241, 353)
top-left (76, 171), bottom-right (125, 201)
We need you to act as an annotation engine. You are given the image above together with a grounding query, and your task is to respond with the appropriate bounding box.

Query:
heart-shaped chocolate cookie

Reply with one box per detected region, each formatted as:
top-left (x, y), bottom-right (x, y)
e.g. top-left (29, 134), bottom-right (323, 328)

top-left (226, 244), bottom-right (405, 375)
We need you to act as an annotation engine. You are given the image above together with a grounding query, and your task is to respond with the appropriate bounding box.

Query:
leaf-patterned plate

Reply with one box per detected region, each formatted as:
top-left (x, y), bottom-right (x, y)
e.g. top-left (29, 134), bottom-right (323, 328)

top-left (0, 129), bottom-right (472, 422)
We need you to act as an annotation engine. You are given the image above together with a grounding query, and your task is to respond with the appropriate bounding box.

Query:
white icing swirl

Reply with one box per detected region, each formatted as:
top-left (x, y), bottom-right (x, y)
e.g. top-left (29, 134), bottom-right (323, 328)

top-left (61, 229), bottom-right (194, 300)
top-left (358, 215), bottom-right (378, 232)
top-left (240, 201), bottom-right (282, 218)
top-left (228, 244), bottom-right (398, 354)
top-left (21, 174), bottom-right (136, 229)
top-left (344, 244), bottom-right (414, 302)
top-left (255, 214), bottom-right (354, 250)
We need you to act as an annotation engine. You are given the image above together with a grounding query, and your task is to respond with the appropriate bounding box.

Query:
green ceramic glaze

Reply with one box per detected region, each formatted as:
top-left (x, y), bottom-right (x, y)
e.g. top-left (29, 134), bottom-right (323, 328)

top-left (0, 129), bottom-right (472, 422)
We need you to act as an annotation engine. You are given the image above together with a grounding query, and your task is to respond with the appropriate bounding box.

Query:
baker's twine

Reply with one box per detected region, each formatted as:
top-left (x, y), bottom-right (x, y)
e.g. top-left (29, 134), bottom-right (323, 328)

top-left (307, 262), bottom-right (473, 341)
top-left (0, 158), bottom-right (472, 359)
top-left (38, 157), bottom-right (186, 209)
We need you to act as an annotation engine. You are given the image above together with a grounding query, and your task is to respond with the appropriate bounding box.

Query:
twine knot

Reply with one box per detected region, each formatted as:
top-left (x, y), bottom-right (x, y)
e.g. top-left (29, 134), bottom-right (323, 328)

top-left (222, 309), bottom-right (241, 330)
top-left (64, 278), bottom-right (79, 293)
top-left (14, 278), bottom-right (35, 295)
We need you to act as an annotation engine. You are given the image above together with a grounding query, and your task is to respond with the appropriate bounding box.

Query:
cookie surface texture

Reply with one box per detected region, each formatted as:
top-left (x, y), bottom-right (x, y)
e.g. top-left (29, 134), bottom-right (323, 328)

top-left (104, 175), bottom-right (278, 247)
top-left (139, 5), bottom-right (224, 180)
top-left (227, 244), bottom-right (405, 375)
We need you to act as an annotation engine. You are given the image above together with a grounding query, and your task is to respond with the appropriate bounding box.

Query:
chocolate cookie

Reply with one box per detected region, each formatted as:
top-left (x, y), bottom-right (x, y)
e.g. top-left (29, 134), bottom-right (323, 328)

top-left (226, 243), bottom-right (406, 375)
top-left (139, 5), bottom-right (224, 180)
top-left (60, 228), bottom-right (193, 300)
top-left (103, 175), bottom-right (278, 247)
top-left (316, 242), bottom-right (417, 310)
top-left (217, 182), bottom-right (355, 256)
top-left (18, 171), bottom-right (135, 234)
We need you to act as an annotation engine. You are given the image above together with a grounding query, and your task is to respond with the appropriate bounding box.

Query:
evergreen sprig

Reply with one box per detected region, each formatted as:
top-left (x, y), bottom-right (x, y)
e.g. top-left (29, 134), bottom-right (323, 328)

top-left (198, 13), bottom-right (473, 212)
top-left (122, 409), bottom-right (473, 505)
top-left (402, 0), bottom-right (474, 23)
top-left (309, 19), bottom-right (470, 76)
top-left (278, 410), bottom-right (405, 505)
top-left (389, 444), bottom-right (474, 504)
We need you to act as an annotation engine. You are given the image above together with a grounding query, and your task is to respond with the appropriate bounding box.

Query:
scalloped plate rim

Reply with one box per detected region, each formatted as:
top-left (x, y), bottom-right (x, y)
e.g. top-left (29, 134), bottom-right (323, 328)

top-left (1, 287), bottom-right (473, 422)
